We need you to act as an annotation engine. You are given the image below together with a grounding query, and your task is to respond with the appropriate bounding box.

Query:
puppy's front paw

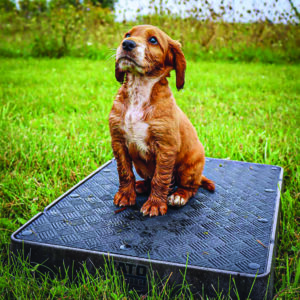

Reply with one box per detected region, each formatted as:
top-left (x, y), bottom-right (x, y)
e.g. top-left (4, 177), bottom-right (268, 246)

top-left (140, 197), bottom-right (168, 217)
top-left (114, 188), bottom-right (136, 207)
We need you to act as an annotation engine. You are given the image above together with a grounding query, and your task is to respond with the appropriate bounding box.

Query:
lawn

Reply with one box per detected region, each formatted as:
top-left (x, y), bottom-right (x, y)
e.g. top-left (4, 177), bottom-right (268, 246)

top-left (0, 58), bottom-right (299, 298)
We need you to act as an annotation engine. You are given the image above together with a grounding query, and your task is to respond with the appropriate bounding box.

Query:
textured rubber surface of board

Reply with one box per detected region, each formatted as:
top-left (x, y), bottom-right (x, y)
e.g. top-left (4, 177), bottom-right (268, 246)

top-left (11, 158), bottom-right (283, 298)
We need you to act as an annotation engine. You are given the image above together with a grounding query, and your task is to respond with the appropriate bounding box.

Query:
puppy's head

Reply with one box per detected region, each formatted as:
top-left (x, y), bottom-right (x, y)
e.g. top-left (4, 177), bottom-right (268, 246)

top-left (115, 25), bottom-right (186, 90)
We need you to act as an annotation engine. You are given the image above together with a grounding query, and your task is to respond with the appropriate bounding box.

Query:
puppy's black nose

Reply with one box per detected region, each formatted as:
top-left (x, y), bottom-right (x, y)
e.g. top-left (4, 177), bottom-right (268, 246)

top-left (122, 39), bottom-right (136, 51)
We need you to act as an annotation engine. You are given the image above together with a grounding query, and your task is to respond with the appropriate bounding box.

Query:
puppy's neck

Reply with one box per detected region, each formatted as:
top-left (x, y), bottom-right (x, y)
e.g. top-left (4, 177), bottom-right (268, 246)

top-left (125, 74), bottom-right (160, 106)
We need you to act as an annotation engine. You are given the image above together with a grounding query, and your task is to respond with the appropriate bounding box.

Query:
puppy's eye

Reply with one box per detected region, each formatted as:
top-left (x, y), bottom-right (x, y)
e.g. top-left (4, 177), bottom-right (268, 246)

top-left (125, 33), bottom-right (130, 38)
top-left (149, 37), bottom-right (158, 44)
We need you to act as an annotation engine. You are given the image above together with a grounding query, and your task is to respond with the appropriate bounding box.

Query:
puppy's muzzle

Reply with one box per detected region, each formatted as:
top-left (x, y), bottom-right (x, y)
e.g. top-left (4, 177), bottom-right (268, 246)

top-left (122, 40), bottom-right (136, 52)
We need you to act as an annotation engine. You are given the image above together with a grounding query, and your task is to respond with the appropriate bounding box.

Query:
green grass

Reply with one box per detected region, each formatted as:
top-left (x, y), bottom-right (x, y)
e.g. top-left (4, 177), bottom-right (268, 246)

top-left (0, 57), bottom-right (299, 298)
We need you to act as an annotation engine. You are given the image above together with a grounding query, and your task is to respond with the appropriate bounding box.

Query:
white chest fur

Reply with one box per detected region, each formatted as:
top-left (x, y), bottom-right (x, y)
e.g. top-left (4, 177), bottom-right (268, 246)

top-left (123, 75), bottom-right (157, 155)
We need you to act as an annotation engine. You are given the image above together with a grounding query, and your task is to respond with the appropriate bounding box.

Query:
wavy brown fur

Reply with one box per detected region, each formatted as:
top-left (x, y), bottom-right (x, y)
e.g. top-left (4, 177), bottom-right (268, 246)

top-left (109, 25), bottom-right (214, 217)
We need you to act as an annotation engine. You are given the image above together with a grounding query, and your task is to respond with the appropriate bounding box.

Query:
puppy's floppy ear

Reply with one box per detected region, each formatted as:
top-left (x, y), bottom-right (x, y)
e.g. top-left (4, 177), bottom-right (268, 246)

top-left (168, 40), bottom-right (186, 90)
top-left (115, 62), bottom-right (125, 84)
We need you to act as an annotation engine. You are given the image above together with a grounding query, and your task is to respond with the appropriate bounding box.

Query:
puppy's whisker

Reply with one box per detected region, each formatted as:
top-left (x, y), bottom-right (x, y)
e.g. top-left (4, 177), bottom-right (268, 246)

top-left (106, 52), bottom-right (116, 57)
top-left (104, 49), bottom-right (116, 56)
top-left (105, 53), bottom-right (117, 61)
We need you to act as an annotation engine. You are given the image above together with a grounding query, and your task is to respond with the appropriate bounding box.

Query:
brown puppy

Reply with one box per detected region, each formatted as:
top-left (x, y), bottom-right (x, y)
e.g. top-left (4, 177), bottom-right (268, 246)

top-left (109, 25), bottom-right (215, 217)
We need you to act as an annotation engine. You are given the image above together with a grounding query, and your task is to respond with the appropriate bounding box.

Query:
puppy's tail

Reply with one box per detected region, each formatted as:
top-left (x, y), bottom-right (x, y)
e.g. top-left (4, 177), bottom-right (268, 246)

top-left (200, 175), bottom-right (215, 191)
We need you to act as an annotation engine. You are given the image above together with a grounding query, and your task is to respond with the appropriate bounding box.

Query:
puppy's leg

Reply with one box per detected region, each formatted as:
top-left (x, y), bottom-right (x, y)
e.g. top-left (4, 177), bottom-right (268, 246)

top-left (140, 149), bottom-right (176, 217)
top-left (112, 140), bottom-right (136, 207)
top-left (200, 175), bottom-right (215, 191)
top-left (168, 157), bottom-right (212, 206)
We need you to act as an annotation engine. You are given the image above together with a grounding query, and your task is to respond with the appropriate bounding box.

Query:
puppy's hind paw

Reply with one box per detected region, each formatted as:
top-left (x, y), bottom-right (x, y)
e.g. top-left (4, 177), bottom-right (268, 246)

top-left (167, 193), bottom-right (188, 206)
top-left (135, 180), bottom-right (151, 194)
